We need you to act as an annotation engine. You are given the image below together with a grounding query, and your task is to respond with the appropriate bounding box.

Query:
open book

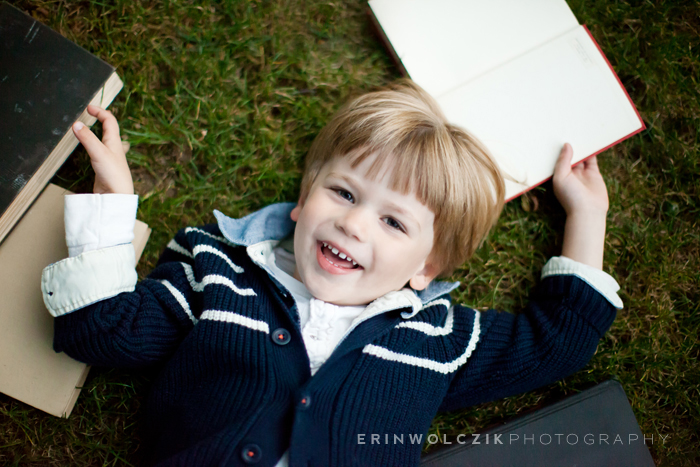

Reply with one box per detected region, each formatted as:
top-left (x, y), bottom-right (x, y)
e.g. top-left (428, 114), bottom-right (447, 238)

top-left (368, 0), bottom-right (645, 200)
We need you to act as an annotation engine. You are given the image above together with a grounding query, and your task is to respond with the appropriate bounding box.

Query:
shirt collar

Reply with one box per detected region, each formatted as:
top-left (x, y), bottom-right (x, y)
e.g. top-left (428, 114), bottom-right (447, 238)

top-left (213, 203), bottom-right (460, 308)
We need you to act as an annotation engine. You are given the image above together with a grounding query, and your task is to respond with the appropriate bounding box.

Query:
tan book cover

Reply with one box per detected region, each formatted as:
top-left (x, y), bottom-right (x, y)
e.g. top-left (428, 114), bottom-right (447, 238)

top-left (0, 183), bottom-right (151, 417)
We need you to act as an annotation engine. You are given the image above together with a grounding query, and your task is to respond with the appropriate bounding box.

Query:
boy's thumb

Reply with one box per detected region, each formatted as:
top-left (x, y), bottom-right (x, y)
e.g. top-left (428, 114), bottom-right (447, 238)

top-left (72, 122), bottom-right (106, 160)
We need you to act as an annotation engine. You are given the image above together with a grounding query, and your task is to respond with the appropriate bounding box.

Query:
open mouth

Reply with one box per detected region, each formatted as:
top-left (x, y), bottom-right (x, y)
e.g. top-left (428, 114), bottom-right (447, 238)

top-left (319, 241), bottom-right (361, 270)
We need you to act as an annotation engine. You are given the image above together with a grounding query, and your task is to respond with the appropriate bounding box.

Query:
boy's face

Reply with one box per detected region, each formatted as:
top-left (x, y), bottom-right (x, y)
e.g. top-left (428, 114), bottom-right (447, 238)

top-left (290, 152), bottom-right (439, 306)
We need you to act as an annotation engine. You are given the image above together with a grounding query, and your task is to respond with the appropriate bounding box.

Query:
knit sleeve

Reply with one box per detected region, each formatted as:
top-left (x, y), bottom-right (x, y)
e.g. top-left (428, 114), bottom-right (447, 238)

top-left (47, 227), bottom-right (203, 368)
top-left (438, 274), bottom-right (617, 412)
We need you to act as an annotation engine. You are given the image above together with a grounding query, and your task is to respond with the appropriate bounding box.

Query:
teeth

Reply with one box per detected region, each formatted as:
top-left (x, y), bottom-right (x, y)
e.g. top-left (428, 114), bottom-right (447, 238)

top-left (322, 242), bottom-right (357, 266)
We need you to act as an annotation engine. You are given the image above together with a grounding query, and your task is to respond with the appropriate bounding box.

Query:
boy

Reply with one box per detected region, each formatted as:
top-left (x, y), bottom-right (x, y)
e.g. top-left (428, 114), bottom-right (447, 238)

top-left (42, 80), bottom-right (621, 466)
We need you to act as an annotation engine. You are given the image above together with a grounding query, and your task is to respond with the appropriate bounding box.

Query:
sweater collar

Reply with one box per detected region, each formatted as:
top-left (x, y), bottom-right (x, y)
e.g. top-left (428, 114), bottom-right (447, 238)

top-left (213, 203), bottom-right (460, 309)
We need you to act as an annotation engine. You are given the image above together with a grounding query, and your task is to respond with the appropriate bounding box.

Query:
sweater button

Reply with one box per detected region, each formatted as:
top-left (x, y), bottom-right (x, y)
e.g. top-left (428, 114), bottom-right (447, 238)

top-left (299, 394), bottom-right (311, 409)
top-left (241, 444), bottom-right (262, 463)
top-left (272, 328), bottom-right (291, 345)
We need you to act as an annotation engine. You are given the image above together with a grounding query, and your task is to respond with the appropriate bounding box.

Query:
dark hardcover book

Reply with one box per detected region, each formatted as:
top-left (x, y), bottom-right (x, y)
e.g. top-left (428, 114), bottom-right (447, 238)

top-left (420, 380), bottom-right (656, 467)
top-left (0, 2), bottom-right (122, 245)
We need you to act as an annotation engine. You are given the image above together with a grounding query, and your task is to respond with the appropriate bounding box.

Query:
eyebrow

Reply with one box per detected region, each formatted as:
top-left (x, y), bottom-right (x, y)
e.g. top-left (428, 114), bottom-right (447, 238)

top-left (327, 172), bottom-right (421, 233)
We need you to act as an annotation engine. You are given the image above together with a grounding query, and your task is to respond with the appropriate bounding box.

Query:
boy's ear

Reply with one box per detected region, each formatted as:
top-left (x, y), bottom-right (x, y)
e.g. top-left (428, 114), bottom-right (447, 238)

top-left (290, 203), bottom-right (301, 222)
top-left (409, 261), bottom-right (440, 291)
top-left (290, 193), bottom-right (307, 222)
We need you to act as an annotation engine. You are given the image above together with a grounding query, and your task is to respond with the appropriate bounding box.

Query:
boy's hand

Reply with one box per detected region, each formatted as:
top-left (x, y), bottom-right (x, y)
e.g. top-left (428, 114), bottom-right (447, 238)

top-left (552, 143), bottom-right (608, 270)
top-left (72, 105), bottom-right (134, 195)
top-left (552, 143), bottom-right (609, 216)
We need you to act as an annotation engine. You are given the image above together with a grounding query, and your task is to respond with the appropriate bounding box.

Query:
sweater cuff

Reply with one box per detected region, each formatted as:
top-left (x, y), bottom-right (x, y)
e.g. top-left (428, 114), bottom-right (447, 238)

top-left (65, 193), bottom-right (139, 257)
top-left (42, 244), bottom-right (137, 317)
top-left (542, 256), bottom-right (623, 309)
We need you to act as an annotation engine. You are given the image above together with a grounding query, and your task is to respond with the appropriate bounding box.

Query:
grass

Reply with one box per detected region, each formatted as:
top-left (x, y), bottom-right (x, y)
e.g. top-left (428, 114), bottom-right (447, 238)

top-left (1, 0), bottom-right (698, 465)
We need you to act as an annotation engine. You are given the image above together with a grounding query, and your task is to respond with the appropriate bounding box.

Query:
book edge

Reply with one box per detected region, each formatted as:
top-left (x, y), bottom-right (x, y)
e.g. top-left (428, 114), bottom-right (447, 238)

top-left (60, 364), bottom-right (91, 418)
top-left (365, 5), bottom-right (409, 77)
top-left (582, 24), bottom-right (646, 130)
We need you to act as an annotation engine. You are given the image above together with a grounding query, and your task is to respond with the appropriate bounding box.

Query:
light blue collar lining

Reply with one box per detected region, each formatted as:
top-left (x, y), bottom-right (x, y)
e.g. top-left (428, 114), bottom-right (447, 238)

top-left (213, 203), bottom-right (460, 305)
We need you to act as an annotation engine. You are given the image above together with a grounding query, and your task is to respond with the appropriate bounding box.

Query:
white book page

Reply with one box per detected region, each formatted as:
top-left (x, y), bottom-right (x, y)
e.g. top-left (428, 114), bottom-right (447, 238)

top-left (436, 26), bottom-right (643, 200)
top-left (368, 0), bottom-right (580, 97)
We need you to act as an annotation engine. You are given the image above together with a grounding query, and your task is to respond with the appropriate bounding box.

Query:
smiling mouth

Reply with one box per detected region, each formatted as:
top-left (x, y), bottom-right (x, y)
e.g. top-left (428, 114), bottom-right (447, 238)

top-left (320, 241), bottom-right (361, 269)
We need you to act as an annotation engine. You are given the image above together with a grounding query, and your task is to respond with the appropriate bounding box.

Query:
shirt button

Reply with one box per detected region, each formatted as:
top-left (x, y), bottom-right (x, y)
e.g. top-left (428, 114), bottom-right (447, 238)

top-left (299, 394), bottom-right (311, 409)
top-left (241, 444), bottom-right (262, 463)
top-left (272, 328), bottom-right (291, 345)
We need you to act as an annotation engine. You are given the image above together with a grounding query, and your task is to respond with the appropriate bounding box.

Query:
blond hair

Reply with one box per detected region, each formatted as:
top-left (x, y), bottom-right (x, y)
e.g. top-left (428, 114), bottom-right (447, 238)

top-left (299, 79), bottom-right (504, 278)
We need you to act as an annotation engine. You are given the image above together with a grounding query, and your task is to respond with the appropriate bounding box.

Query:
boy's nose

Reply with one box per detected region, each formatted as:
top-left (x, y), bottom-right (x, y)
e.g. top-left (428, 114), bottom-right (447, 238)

top-left (335, 207), bottom-right (369, 242)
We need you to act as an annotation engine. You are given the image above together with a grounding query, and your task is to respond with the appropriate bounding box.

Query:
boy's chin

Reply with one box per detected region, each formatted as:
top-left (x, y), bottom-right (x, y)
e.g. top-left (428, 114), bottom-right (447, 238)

top-left (298, 271), bottom-right (406, 306)
top-left (311, 290), bottom-right (371, 307)
top-left (308, 284), bottom-right (414, 307)
top-left (303, 282), bottom-right (373, 306)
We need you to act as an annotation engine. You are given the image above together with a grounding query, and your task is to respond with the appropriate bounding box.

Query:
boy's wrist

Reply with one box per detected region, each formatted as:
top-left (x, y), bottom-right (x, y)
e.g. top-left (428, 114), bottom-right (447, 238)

top-left (566, 208), bottom-right (607, 224)
top-left (564, 197), bottom-right (608, 216)
top-left (561, 211), bottom-right (607, 270)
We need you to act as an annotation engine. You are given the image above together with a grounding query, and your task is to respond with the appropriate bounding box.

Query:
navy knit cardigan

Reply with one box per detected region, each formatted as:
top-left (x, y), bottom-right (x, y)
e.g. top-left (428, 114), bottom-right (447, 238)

top-left (53, 219), bottom-right (617, 466)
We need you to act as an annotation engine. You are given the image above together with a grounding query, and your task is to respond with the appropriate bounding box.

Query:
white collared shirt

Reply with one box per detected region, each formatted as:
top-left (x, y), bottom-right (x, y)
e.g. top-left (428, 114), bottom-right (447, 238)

top-left (265, 246), bottom-right (366, 376)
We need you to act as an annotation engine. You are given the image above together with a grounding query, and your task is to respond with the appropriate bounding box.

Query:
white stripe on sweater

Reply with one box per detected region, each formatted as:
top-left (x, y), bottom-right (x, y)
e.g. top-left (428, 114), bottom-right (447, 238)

top-left (180, 262), bottom-right (197, 286)
top-left (167, 239), bottom-right (193, 258)
top-left (185, 227), bottom-right (235, 246)
top-left (180, 263), bottom-right (256, 296)
top-left (200, 310), bottom-right (269, 334)
top-left (169, 237), bottom-right (243, 274)
top-left (201, 275), bottom-right (256, 296)
top-left (159, 279), bottom-right (198, 324)
top-left (396, 299), bottom-right (453, 336)
top-left (192, 244), bottom-right (244, 273)
top-left (363, 310), bottom-right (481, 374)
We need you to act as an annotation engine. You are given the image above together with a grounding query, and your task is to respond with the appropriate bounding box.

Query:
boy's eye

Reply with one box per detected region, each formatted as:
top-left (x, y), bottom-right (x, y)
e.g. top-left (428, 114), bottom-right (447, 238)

top-left (384, 217), bottom-right (405, 232)
top-left (334, 188), bottom-right (354, 203)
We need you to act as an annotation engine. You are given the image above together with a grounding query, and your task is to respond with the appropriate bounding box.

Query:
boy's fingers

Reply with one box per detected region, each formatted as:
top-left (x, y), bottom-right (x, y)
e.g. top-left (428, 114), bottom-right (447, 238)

top-left (553, 143), bottom-right (573, 180)
top-left (86, 104), bottom-right (102, 117)
top-left (574, 157), bottom-right (600, 178)
top-left (100, 114), bottom-right (124, 155)
top-left (584, 156), bottom-right (600, 171)
top-left (87, 105), bottom-right (123, 155)
top-left (73, 122), bottom-right (109, 160)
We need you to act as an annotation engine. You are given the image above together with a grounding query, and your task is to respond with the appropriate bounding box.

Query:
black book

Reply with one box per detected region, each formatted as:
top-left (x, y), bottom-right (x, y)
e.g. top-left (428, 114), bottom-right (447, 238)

top-left (421, 380), bottom-right (656, 467)
top-left (0, 2), bottom-right (122, 245)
